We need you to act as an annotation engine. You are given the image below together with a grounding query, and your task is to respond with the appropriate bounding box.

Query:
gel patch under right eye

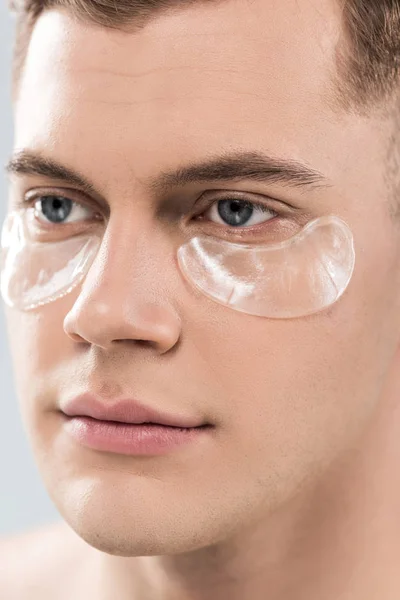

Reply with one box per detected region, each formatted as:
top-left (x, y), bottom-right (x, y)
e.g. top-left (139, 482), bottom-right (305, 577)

top-left (0, 209), bottom-right (101, 311)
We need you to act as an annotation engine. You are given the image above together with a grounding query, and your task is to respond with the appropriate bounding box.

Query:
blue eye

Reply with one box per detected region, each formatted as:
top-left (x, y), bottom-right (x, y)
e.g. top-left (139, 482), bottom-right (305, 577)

top-left (204, 199), bottom-right (277, 228)
top-left (34, 196), bottom-right (94, 225)
top-left (39, 196), bottom-right (73, 223)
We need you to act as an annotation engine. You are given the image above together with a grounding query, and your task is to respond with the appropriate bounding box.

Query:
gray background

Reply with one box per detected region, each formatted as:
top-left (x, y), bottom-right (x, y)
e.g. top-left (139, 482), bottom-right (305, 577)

top-left (0, 5), bottom-right (61, 536)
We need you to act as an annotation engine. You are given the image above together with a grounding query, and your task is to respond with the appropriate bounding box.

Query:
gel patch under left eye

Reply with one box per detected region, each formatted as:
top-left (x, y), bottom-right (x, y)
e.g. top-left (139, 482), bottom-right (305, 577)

top-left (0, 209), bottom-right (100, 311)
top-left (177, 216), bottom-right (355, 319)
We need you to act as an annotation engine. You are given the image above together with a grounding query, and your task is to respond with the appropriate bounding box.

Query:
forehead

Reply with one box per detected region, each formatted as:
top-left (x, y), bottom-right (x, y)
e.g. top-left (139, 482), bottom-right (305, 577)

top-left (14, 0), bottom-right (354, 188)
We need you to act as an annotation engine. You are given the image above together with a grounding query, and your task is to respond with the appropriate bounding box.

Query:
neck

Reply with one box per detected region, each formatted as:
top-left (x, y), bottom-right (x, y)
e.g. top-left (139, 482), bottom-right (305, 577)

top-left (80, 366), bottom-right (400, 600)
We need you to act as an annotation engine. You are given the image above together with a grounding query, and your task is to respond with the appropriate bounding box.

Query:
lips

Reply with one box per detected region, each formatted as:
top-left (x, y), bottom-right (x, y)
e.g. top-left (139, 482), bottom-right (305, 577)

top-left (60, 393), bottom-right (207, 429)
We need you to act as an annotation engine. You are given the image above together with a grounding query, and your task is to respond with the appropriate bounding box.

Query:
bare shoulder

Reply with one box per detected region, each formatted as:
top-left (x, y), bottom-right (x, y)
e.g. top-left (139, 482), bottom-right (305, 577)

top-left (0, 520), bottom-right (90, 599)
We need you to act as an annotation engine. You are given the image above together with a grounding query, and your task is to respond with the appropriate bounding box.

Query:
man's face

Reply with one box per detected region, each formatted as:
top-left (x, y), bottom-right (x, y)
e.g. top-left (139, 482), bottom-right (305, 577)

top-left (5, 0), bottom-right (400, 555)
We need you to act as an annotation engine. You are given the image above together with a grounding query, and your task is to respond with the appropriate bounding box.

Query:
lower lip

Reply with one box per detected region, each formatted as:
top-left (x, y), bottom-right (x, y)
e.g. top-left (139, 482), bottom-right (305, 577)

top-left (62, 415), bottom-right (211, 456)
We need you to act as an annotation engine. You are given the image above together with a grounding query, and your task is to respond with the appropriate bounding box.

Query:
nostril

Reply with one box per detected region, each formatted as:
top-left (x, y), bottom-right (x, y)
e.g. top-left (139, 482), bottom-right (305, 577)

top-left (134, 339), bottom-right (153, 347)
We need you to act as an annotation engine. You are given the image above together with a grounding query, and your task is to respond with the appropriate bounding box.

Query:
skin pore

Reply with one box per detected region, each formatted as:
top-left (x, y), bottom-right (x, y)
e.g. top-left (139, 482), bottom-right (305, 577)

top-left (3, 0), bottom-right (400, 598)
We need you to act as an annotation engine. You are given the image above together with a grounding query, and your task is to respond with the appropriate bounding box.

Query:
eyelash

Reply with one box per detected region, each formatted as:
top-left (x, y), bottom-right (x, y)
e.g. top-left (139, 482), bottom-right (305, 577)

top-left (15, 193), bottom-right (281, 232)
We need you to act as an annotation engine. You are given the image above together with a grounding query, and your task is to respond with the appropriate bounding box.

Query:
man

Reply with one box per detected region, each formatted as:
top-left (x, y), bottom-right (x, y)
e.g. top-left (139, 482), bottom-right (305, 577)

top-left (1, 0), bottom-right (400, 598)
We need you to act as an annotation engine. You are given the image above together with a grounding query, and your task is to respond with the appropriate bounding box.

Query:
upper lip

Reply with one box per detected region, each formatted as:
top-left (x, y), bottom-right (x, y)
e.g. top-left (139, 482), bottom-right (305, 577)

top-left (60, 394), bottom-right (206, 428)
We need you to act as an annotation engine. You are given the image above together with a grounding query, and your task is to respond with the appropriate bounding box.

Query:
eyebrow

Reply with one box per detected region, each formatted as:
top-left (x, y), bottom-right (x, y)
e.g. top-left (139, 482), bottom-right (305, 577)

top-left (5, 151), bottom-right (99, 197)
top-left (151, 151), bottom-right (329, 194)
top-left (5, 149), bottom-right (329, 198)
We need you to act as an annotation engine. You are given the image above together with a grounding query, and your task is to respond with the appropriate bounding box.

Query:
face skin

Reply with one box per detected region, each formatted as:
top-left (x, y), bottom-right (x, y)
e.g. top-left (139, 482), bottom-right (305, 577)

top-left (4, 0), bottom-right (400, 598)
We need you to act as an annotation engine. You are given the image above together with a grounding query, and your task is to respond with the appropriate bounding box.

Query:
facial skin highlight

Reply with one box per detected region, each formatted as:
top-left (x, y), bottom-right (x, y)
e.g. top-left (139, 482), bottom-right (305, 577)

top-left (3, 0), bottom-right (400, 598)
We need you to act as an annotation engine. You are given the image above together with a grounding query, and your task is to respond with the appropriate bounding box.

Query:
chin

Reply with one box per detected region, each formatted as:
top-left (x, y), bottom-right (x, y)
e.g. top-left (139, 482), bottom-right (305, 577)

top-left (47, 475), bottom-right (231, 557)
top-left (63, 511), bottom-right (220, 557)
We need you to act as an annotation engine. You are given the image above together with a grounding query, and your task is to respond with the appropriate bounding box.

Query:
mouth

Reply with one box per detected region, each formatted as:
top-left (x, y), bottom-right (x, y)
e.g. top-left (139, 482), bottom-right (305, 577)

top-left (61, 414), bottom-right (213, 456)
top-left (82, 417), bottom-right (211, 428)
top-left (59, 393), bottom-right (213, 455)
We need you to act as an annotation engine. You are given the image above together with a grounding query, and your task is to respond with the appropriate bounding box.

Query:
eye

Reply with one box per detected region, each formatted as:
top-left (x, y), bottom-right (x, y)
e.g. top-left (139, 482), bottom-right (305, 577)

top-left (33, 196), bottom-right (95, 225)
top-left (202, 199), bottom-right (278, 228)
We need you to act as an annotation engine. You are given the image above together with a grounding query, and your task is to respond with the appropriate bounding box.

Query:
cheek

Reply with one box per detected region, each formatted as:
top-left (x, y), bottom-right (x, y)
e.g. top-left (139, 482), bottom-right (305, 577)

top-left (191, 288), bottom-right (393, 484)
top-left (4, 299), bottom-right (73, 418)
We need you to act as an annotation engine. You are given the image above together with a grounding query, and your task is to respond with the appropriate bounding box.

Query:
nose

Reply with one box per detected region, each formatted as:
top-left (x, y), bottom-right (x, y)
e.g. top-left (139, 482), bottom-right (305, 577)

top-left (63, 224), bottom-right (182, 354)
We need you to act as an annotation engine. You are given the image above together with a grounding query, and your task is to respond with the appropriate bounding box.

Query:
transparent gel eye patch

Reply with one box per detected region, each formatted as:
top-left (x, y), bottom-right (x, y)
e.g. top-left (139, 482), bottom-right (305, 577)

top-left (178, 215), bottom-right (355, 318)
top-left (0, 210), bottom-right (100, 311)
top-left (0, 209), bottom-right (355, 318)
